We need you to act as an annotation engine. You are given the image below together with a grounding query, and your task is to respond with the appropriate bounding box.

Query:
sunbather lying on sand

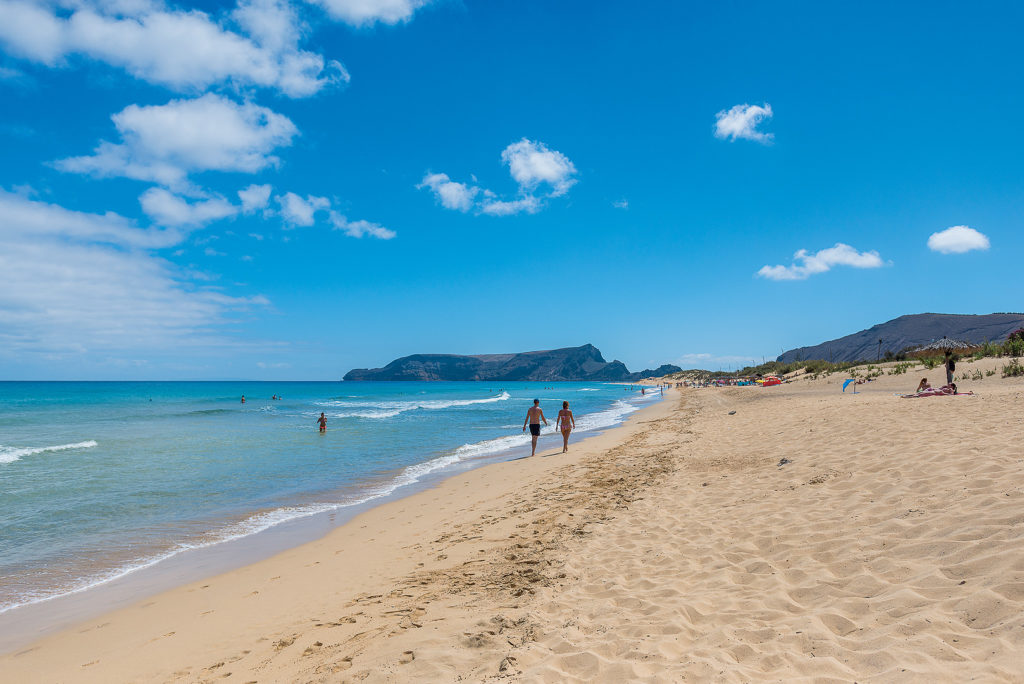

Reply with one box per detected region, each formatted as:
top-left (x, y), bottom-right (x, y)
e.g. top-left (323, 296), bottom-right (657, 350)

top-left (901, 383), bottom-right (974, 398)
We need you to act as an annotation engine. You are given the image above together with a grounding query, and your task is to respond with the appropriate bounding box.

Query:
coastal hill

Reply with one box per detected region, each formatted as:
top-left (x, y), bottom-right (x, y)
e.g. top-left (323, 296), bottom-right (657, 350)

top-left (777, 312), bottom-right (1024, 363)
top-left (343, 344), bottom-right (681, 382)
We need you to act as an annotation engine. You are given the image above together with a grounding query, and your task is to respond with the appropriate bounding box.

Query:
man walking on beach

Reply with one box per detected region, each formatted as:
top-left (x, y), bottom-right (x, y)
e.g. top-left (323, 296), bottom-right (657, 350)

top-left (523, 399), bottom-right (548, 456)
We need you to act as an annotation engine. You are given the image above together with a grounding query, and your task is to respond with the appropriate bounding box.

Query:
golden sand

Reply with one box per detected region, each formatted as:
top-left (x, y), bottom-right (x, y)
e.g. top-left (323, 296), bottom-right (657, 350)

top-left (3, 357), bottom-right (1023, 682)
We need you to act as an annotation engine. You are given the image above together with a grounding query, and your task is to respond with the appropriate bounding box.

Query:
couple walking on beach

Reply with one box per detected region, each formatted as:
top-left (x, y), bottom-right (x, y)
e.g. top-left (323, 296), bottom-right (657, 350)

top-left (523, 399), bottom-right (575, 456)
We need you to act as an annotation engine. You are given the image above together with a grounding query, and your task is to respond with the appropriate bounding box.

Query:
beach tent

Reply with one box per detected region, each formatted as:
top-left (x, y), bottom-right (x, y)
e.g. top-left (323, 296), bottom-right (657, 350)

top-left (762, 376), bottom-right (782, 387)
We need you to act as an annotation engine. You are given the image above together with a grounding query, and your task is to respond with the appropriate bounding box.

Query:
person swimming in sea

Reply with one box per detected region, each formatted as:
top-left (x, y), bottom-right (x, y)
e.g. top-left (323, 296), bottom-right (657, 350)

top-left (317, 412), bottom-right (327, 432)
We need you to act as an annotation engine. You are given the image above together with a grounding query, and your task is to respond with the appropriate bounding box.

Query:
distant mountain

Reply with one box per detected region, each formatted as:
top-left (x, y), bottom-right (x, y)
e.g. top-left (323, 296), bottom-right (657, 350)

top-left (777, 313), bottom-right (1024, 363)
top-left (343, 344), bottom-right (681, 382)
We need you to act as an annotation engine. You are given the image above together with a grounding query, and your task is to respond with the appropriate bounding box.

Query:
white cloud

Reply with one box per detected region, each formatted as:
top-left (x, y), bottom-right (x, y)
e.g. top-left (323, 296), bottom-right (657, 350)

top-left (56, 94), bottom-right (298, 190)
top-left (256, 360), bottom-right (291, 368)
top-left (478, 196), bottom-right (540, 216)
top-left (140, 187), bottom-right (237, 226)
top-left (927, 225), bottom-right (990, 254)
top-left (757, 243), bottom-right (886, 281)
top-left (674, 352), bottom-right (759, 368)
top-left (612, 198), bottom-right (628, 210)
top-left (417, 172), bottom-right (478, 212)
top-left (419, 138), bottom-right (577, 217)
top-left (714, 103), bottom-right (774, 143)
top-left (276, 191), bottom-right (329, 226)
top-left (0, 187), bottom-right (179, 248)
top-left (329, 211), bottom-right (395, 239)
top-left (238, 183), bottom-right (273, 213)
top-left (307, 0), bottom-right (431, 26)
top-left (501, 138), bottom-right (577, 197)
top-left (0, 188), bottom-right (267, 359)
top-left (0, 0), bottom-right (344, 97)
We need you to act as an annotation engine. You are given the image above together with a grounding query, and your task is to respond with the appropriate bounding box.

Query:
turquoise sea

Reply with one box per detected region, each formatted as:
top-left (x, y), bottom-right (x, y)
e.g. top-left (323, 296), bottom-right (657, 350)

top-left (0, 381), bottom-right (658, 614)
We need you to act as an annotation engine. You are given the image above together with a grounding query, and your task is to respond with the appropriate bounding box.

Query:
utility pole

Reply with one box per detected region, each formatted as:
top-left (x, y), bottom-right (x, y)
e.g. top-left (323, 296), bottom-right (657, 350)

top-left (877, 338), bottom-right (883, 362)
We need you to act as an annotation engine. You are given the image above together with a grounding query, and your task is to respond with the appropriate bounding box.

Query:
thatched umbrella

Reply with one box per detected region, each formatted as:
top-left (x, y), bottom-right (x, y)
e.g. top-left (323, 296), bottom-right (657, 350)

top-left (913, 336), bottom-right (973, 353)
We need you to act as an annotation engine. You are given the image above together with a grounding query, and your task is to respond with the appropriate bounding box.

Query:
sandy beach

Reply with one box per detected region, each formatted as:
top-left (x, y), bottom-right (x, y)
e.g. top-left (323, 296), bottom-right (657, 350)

top-left (4, 357), bottom-right (1023, 682)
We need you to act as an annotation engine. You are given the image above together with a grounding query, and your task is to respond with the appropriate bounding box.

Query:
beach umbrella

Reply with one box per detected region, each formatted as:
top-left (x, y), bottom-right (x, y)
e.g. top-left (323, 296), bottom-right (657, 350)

top-left (913, 336), bottom-right (973, 353)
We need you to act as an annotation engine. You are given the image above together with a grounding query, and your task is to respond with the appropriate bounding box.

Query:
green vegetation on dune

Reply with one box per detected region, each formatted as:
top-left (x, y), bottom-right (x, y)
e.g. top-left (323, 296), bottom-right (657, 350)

top-left (666, 329), bottom-right (1024, 382)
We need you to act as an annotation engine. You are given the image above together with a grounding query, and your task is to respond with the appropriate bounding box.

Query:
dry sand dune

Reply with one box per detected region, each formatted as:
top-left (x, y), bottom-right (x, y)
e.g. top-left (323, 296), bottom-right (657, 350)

top-left (3, 357), bottom-right (1023, 682)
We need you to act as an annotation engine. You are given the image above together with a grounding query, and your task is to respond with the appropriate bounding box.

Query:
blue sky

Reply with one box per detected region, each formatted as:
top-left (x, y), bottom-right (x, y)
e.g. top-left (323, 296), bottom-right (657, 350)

top-left (0, 1), bottom-right (1021, 379)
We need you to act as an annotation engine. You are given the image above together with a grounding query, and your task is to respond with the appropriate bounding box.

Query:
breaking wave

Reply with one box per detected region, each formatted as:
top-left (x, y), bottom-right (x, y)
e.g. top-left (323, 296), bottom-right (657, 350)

top-left (0, 440), bottom-right (98, 465)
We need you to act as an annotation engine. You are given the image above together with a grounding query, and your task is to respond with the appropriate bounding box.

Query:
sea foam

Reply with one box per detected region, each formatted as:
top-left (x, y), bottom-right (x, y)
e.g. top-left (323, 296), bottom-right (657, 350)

top-left (318, 391), bottom-right (511, 420)
top-left (0, 440), bottom-right (98, 465)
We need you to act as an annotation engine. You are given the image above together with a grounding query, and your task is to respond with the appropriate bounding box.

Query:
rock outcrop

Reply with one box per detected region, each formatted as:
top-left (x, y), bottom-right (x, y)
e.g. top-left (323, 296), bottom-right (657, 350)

top-left (344, 344), bottom-right (681, 382)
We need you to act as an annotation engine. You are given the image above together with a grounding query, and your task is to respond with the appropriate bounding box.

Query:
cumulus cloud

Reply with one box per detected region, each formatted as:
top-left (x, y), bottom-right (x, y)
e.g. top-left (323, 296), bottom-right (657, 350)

top-left (419, 138), bottom-right (577, 217)
top-left (478, 196), bottom-right (540, 216)
top-left (501, 138), bottom-right (577, 197)
top-left (238, 183), bottom-right (273, 213)
top-left (0, 0), bottom-right (345, 97)
top-left (329, 211), bottom-right (395, 239)
top-left (714, 103), bottom-right (774, 143)
top-left (276, 191), bottom-right (329, 226)
top-left (140, 187), bottom-right (237, 227)
top-left (270, 193), bottom-right (394, 238)
top-left (757, 243), bottom-right (886, 281)
top-left (0, 188), bottom-right (267, 359)
top-left (56, 94), bottom-right (298, 190)
top-left (308, 0), bottom-right (431, 26)
top-left (927, 225), bottom-right (990, 254)
top-left (417, 173), bottom-right (478, 212)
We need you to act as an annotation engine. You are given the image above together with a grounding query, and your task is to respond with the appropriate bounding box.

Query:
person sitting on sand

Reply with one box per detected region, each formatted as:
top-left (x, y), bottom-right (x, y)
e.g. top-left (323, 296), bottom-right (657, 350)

top-left (916, 378), bottom-right (931, 393)
top-left (522, 399), bottom-right (548, 456)
top-left (556, 401), bottom-right (575, 453)
top-left (317, 412), bottom-right (327, 432)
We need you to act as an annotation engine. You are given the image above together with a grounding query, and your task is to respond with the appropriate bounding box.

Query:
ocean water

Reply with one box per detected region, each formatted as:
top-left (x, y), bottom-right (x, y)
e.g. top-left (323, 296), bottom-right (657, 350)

top-left (0, 381), bottom-right (658, 614)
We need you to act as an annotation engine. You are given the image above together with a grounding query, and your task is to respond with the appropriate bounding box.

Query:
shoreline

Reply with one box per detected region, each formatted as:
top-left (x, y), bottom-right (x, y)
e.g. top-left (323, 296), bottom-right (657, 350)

top-left (6, 359), bottom-right (1021, 681)
top-left (0, 390), bottom-right (665, 659)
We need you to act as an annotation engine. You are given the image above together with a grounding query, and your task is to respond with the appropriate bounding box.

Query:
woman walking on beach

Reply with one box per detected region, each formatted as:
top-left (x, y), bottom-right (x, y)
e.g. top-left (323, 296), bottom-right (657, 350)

top-left (556, 401), bottom-right (575, 453)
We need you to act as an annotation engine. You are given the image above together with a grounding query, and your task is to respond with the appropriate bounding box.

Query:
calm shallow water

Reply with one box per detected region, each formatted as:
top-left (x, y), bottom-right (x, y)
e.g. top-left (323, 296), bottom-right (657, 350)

top-left (0, 381), bottom-right (658, 613)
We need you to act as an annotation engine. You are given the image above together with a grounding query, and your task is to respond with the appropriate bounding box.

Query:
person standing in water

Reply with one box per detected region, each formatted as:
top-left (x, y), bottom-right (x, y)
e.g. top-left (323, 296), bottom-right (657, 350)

top-left (241, 395), bottom-right (246, 403)
top-left (317, 412), bottom-right (327, 432)
top-left (522, 399), bottom-right (548, 456)
top-left (556, 401), bottom-right (575, 453)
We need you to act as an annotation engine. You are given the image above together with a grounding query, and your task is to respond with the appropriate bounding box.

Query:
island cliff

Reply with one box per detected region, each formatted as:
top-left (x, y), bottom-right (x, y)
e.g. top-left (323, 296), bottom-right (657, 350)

top-left (343, 344), bottom-right (680, 382)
